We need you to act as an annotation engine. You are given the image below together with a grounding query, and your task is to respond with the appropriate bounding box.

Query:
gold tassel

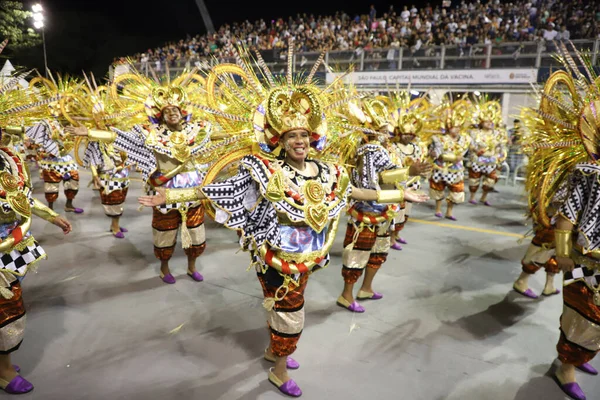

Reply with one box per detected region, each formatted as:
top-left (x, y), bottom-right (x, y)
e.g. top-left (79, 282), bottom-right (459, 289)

top-left (263, 297), bottom-right (276, 311)
top-left (344, 222), bottom-right (365, 252)
top-left (179, 206), bottom-right (192, 249)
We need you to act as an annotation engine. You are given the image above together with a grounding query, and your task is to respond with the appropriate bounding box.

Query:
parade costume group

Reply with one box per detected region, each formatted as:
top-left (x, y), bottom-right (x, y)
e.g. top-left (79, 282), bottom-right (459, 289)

top-left (3, 34), bottom-right (599, 399)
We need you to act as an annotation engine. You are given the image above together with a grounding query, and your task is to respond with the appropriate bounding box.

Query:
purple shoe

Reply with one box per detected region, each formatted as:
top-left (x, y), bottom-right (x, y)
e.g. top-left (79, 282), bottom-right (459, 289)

top-left (397, 237), bottom-right (408, 245)
top-left (269, 370), bottom-right (302, 397)
top-left (445, 215), bottom-right (457, 221)
top-left (119, 227), bottom-right (129, 233)
top-left (187, 271), bottom-right (204, 282)
top-left (554, 376), bottom-right (586, 400)
top-left (391, 243), bottom-right (402, 251)
top-left (357, 290), bottom-right (383, 300)
top-left (161, 273), bottom-right (176, 284)
top-left (577, 363), bottom-right (599, 375)
top-left (513, 286), bottom-right (539, 299)
top-left (435, 212), bottom-right (443, 218)
top-left (469, 199), bottom-right (477, 205)
top-left (113, 231), bottom-right (125, 239)
top-left (13, 366), bottom-right (19, 373)
top-left (337, 297), bottom-right (365, 313)
top-left (65, 207), bottom-right (84, 214)
top-left (2, 375), bottom-right (33, 394)
top-left (483, 201), bottom-right (492, 206)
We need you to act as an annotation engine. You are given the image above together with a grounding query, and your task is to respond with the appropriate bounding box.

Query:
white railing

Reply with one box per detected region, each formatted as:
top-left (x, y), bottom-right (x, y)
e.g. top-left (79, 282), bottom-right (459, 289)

top-left (116, 39), bottom-right (599, 78)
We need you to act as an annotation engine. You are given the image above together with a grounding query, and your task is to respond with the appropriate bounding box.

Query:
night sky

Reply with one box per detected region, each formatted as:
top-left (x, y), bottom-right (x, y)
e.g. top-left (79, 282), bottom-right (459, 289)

top-left (7, 0), bottom-right (403, 77)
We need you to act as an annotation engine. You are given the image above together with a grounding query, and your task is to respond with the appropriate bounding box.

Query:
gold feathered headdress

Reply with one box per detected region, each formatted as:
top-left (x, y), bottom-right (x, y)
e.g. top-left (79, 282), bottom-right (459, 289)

top-left (110, 64), bottom-right (206, 125)
top-left (524, 41), bottom-right (600, 227)
top-left (198, 44), bottom-right (335, 156)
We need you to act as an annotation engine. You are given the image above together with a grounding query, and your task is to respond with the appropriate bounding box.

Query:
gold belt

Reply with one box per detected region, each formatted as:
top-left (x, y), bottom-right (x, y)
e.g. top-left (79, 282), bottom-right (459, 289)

top-left (574, 244), bottom-right (600, 260)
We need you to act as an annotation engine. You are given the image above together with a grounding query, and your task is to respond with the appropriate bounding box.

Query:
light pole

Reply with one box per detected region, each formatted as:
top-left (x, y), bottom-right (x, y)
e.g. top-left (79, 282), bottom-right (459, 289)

top-left (32, 4), bottom-right (47, 76)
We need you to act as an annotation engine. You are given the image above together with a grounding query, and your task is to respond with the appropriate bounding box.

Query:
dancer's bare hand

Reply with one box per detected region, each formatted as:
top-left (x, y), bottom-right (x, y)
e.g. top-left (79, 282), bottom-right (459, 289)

top-left (556, 256), bottom-right (575, 272)
top-left (409, 161), bottom-right (432, 177)
top-left (405, 189), bottom-right (429, 203)
top-left (64, 126), bottom-right (88, 136)
top-left (53, 216), bottom-right (72, 234)
top-left (138, 187), bottom-right (166, 207)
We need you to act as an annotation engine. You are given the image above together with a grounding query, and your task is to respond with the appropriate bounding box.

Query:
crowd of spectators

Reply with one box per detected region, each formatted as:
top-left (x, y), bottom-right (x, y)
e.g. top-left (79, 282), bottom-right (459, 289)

top-left (116, 0), bottom-right (600, 68)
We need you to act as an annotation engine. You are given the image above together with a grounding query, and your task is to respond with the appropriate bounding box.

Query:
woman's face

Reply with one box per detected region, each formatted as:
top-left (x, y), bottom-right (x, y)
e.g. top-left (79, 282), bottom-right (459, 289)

top-left (162, 106), bottom-right (183, 126)
top-left (281, 129), bottom-right (311, 163)
top-left (400, 133), bottom-right (416, 144)
top-left (482, 120), bottom-right (493, 130)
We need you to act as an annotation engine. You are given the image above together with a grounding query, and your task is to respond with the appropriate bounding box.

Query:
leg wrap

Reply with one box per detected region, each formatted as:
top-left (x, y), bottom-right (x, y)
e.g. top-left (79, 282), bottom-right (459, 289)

top-left (429, 179), bottom-right (447, 201)
top-left (341, 223), bottom-right (376, 284)
top-left (367, 224), bottom-right (391, 270)
top-left (557, 282), bottom-right (600, 365)
top-left (448, 181), bottom-right (465, 204)
top-left (42, 169), bottom-right (61, 202)
top-left (481, 171), bottom-right (498, 192)
top-left (100, 188), bottom-right (128, 217)
top-left (152, 208), bottom-right (180, 261)
top-left (258, 269), bottom-right (308, 357)
top-left (0, 282), bottom-right (26, 354)
top-left (468, 169), bottom-right (481, 193)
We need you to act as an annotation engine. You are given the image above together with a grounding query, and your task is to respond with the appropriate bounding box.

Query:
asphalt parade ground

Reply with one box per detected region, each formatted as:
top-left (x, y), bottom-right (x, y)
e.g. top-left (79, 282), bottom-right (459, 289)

top-left (7, 169), bottom-right (594, 400)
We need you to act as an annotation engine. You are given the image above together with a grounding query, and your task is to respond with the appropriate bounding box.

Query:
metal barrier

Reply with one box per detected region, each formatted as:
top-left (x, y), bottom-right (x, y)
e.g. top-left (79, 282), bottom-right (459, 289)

top-left (120, 39), bottom-right (600, 78)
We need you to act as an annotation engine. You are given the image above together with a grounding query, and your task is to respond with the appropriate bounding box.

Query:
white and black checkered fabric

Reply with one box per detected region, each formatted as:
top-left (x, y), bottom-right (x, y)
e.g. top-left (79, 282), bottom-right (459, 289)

top-left (431, 169), bottom-right (463, 184)
top-left (25, 121), bottom-right (60, 157)
top-left (83, 141), bottom-right (103, 168)
top-left (0, 239), bottom-right (46, 275)
top-left (564, 265), bottom-right (600, 287)
top-left (39, 156), bottom-right (78, 175)
top-left (101, 177), bottom-right (130, 193)
top-left (353, 144), bottom-right (396, 190)
top-left (470, 163), bottom-right (497, 175)
top-left (560, 163), bottom-right (600, 251)
top-left (112, 126), bottom-right (156, 181)
top-left (204, 155), bottom-right (350, 251)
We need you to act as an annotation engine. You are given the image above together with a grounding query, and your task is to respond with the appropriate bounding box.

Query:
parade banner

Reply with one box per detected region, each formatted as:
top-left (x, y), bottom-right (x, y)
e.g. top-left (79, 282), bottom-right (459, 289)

top-left (326, 68), bottom-right (538, 85)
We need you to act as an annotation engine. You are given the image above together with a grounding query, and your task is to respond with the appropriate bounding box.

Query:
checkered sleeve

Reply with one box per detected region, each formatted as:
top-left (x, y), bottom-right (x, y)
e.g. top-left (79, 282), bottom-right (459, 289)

top-left (111, 126), bottom-right (156, 180)
top-left (559, 170), bottom-right (587, 225)
top-left (82, 141), bottom-right (103, 168)
top-left (201, 168), bottom-right (253, 230)
top-left (25, 122), bottom-right (60, 157)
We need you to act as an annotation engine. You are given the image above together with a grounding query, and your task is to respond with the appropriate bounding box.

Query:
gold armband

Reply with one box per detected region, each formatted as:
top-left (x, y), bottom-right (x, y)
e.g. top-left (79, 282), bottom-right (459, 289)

top-left (555, 229), bottom-right (573, 258)
top-left (165, 187), bottom-right (199, 204)
top-left (31, 198), bottom-right (59, 223)
top-left (88, 129), bottom-right (117, 143)
top-left (3, 126), bottom-right (24, 136)
top-left (442, 153), bottom-right (457, 162)
top-left (380, 167), bottom-right (410, 185)
top-left (376, 189), bottom-right (405, 204)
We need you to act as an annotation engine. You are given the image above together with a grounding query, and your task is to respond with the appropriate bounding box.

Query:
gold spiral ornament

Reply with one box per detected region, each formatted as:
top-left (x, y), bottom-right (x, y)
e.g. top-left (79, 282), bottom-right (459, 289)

top-left (0, 172), bottom-right (18, 193)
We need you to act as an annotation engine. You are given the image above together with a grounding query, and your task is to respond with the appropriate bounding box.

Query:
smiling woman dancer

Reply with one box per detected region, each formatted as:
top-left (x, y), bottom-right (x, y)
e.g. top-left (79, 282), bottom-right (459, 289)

top-left (68, 69), bottom-right (212, 284)
top-left (138, 46), bottom-right (428, 397)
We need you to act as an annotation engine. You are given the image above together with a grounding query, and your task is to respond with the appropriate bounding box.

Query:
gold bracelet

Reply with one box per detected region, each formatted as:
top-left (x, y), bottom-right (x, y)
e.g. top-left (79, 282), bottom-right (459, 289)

top-left (165, 188), bottom-right (199, 204)
top-left (555, 229), bottom-right (573, 258)
top-left (380, 167), bottom-right (410, 185)
top-left (88, 129), bottom-right (117, 143)
top-left (442, 153), bottom-right (457, 162)
top-left (376, 189), bottom-right (404, 204)
top-left (31, 198), bottom-right (59, 222)
top-left (3, 126), bottom-right (24, 135)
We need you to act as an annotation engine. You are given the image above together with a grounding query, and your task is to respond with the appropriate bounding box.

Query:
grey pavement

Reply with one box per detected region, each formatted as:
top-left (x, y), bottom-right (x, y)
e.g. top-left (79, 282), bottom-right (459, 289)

top-left (6, 169), bottom-right (595, 400)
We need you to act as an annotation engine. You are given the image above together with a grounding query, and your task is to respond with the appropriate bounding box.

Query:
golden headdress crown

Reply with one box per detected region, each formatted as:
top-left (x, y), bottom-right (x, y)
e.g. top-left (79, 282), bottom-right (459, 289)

top-left (111, 65), bottom-right (206, 125)
top-left (389, 92), bottom-right (429, 137)
top-left (199, 43), bottom-right (333, 155)
top-left (472, 97), bottom-right (502, 125)
top-left (440, 99), bottom-right (471, 131)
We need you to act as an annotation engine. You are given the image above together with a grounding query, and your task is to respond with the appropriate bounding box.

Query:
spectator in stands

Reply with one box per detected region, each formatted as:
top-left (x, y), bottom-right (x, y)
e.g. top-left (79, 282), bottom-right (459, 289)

top-left (122, 1), bottom-right (600, 67)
